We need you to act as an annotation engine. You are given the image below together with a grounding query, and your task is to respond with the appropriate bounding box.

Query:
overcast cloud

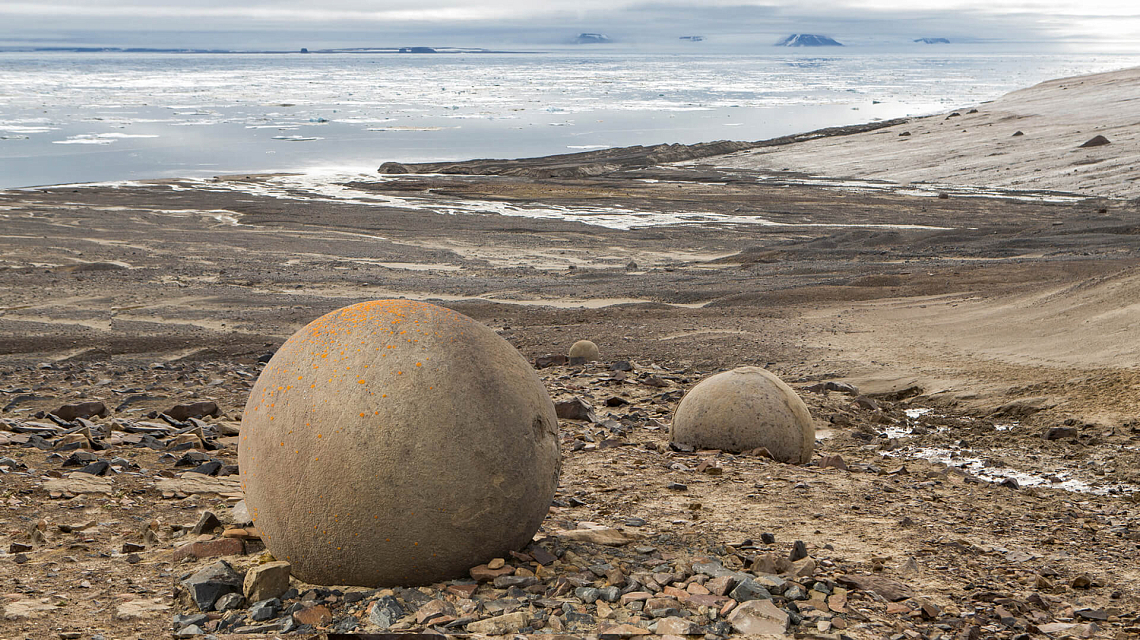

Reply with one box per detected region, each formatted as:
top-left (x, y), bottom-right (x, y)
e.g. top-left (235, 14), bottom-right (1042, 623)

top-left (1, 0), bottom-right (1136, 49)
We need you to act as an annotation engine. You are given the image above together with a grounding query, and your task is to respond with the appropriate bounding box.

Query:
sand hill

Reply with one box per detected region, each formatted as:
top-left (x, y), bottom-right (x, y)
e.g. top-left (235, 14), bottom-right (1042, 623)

top-left (710, 66), bottom-right (1140, 199)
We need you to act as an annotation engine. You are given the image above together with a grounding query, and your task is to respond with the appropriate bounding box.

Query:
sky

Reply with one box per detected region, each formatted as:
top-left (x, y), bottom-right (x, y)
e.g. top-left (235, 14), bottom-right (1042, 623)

top-left (1, 0), bottom-right (1137, 50)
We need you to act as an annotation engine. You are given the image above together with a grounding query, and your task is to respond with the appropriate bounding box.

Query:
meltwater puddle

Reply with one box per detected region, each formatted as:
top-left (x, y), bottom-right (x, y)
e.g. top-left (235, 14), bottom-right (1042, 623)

top-left (159, 170), bottom-right (956, 232)
top-left (15, 170), bottom-right (958, 231)
top-left (880, 408), bottom-right (1138, 497)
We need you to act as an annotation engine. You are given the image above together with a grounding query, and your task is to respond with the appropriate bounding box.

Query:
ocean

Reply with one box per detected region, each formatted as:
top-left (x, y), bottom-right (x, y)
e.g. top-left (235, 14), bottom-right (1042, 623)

top-left (1, 49), bottom-right (1138, 189)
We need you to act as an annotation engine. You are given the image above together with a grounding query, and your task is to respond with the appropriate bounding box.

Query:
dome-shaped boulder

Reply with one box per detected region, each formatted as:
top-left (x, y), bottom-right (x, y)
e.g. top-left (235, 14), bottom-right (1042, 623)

top-left (568, 340), bottom-right (600, 364)
top-left (670, 366), bottom-right (813, 463)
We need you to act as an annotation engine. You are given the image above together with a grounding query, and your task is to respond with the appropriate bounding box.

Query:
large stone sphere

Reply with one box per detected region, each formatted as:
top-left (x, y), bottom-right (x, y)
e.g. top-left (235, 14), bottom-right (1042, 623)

top-left (670, 366), bottom-right (813, 463)
top-left (239, 300), bottom-right (561, 587)
top-left (568, 340), bottom-right (600, 362)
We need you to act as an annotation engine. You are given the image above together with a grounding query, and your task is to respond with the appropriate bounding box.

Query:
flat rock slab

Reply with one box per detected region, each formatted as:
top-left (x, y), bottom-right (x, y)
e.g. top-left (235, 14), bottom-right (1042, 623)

top-left (172, 537), bottom-right (245, 562)
top-left (555, 527), bottom-right (640, 546)
top-left (465, 611), bottom-right (528, 635)
top-left (727, 599), bottom-right (790, 635)
top-left (44, 475), bottom-right (112, 494)
top-left (837, 574), bottom-right (914, 602)
top-left (115, 597), bottom-right (169, 619)
top-left (2, 597), bottom-right (57, 619)
top-left (155, 472), bottom-right (241, 498)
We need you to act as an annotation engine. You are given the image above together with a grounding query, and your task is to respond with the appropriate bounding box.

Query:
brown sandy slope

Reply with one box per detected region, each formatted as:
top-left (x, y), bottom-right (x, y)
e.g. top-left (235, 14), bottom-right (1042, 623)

top-left (707, 66), bottom-right (1140, 198)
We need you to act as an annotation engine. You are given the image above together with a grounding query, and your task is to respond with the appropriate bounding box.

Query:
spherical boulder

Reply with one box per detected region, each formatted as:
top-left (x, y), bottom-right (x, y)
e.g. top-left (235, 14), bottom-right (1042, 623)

top-left (567, 340), bottom-right (600, 363)
top-left (239, 300), bottom-right (561, 587)
top-left (670, 366), bottom-right (813, 463)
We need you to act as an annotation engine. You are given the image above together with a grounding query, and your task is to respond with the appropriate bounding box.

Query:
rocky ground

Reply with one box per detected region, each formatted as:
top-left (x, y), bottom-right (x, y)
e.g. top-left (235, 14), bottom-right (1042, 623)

top-left (3, 354), bottom-right (1140, 639)
top-left (3, 97), bottom-right (1140, 638)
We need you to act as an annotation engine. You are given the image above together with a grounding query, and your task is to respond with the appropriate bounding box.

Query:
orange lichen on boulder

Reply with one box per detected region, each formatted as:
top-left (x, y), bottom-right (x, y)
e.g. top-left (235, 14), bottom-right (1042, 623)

top-left (239, 300), bottom-right (561, 586)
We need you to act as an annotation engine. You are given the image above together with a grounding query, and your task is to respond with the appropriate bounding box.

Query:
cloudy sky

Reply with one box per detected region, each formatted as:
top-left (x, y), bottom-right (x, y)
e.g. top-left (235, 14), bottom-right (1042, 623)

top-left (1, 0), bottom-right (1137, 50)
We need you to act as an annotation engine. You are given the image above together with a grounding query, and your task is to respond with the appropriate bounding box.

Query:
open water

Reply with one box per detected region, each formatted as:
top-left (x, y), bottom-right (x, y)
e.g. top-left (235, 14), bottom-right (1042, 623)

top-left (1, 49), bottom-right (1138, 188)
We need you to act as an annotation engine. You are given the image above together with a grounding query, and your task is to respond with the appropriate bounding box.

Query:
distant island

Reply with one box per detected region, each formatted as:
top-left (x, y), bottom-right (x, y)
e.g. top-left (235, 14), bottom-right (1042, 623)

top-left (573, 33), bottom-right (612, 44)
top-left (398, 47), bottom-right (437, 53)
top-left (679, 36), bottom-right (705, 42)
top-left (914, 38), bottom-right (951, 44)
top-left (775, 34), bottom-right (843, 47)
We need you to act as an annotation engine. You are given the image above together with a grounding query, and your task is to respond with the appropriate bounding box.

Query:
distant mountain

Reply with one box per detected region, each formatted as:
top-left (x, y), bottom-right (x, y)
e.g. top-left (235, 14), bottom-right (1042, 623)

top-left (776, 34), bottom-right (842, 47)
top-left (573, 33), bottom-right (612, 44)
top-left (914, 38), bottom-right (951, 44)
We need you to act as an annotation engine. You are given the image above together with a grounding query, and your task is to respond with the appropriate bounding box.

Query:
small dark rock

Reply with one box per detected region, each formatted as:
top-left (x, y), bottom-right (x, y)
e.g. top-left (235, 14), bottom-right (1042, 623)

top-left (534, 354), bottom-right (568, 368)
top-left (180, 560), bottom-right (242, 612)
top-left (789, 540), bottom-right (808, 562)
top-left (1075, 608), bottom-right (1108, 621)
top-left (52, 401), bottom-right (109, 421)
top-left (213, 592), bottom-right (244, 612)
top-left (555, 397), bottom-right (596, 422)
top-left (1078, 134), bottom-right (1110, 148)
top-left (191, 460), bottom-right (223, 476)
top-left (368, 595), bottom-right (405, 629)
top-left (166, 401), bottom-right (220, 421)
top-left (1045, 426), bottom-right (1079, 440)
top-left (729, 578), bottom-right (772, 602)
top-left (249, 598), bottom-right (281, 622)
top-left (76, 460), bottom-right (111, 476)
top-left (191, 511), bottom-right (222, 535)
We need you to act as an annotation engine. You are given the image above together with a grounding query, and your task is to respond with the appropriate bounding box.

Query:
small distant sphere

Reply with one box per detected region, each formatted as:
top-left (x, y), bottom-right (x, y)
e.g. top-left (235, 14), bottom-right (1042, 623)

top-left (670, 366), bottom-right (813, 463)
top-left (239, 300), bottom-right (561, 587)
top-left (568, 340), bottom-right (600, 362)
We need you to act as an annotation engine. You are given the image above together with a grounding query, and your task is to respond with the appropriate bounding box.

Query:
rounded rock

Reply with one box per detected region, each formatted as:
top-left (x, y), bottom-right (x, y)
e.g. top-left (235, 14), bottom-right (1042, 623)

top-left (239, 300), bottom-right (561, 587)
top-left (567, 340), bottom-right (600, 362)
top-left (670, 366), bottom-right (813, 463)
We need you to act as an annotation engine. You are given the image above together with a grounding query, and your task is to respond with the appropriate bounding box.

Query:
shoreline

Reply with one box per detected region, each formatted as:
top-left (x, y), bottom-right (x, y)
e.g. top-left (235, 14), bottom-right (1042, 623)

top-left (4, 64), bottom-right (1140, 637)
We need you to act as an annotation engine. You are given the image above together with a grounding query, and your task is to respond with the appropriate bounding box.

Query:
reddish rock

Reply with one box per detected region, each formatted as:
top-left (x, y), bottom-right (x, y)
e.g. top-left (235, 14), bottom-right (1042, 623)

top-left (886, 601), bottom-right (912, 615)
top-left (528, 545), bottom-right (557, 565)
top-left (819, 453), bottom-right (847, 471)
top-left (685, 581), bottom-right (710, 596)
top-left (644, 596), bottom-right (678, 611)
top-left (52, 401), bottom-right (109, 421)
top-left (469, 563), bottom-right (515, 583)
top-left (706, 575), bottom-right (736, 596)
top-left (620, 591), bottom-right (652, 605)
top-left (447, 583), bottom-right (478, 598)
top-left (172, 538), bottom-right (244, 561)
top-left (293, 604), bottom-right (332, 626)
top-left (415, 599), bottom-right (456, 625)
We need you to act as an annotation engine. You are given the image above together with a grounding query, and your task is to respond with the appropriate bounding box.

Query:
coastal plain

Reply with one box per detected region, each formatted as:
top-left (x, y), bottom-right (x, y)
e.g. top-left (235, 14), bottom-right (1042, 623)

top-left (2, 67), bottom-right (1140, 638)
